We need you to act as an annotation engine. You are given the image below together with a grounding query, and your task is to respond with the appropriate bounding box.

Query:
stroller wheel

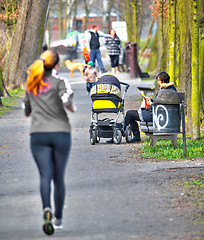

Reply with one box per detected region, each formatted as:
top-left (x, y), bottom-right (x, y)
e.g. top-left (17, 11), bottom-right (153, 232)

top-left (125, 125), bottom-right (133, 143)
top-left (113, 129), bottom-right (122, 144)
top-left (90, 129), bottom-right (96, 145)
top-left (95, 127), bottom-right (100, 143)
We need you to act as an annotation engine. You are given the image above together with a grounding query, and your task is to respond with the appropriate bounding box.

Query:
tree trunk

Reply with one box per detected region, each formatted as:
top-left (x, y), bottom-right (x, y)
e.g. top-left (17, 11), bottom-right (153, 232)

top-left (191, 0), bottom-right (200, 139)
top-left (125, 0), bottom-right (133, 42)
top-left (83, 0), bottom-right (89, 31)
top-left (58, 0), bottom-right (63, 39)
top-left (137, 0), bottom-right (142, 47)
top-left (168, 0), bottom-right (176, 84)
top-left (107, 0), bottom-right (113, 30)
top-left (175, 24), bottom-right (180, 88)
top-left (199, 4), bottom-right (204, 111)
top-left (146, 24), bottom-right (159, 73)
top-left (64, 0), bottom-right (68, 37)
top-left (177, 0), bottom-right (192, 132)
top-left (0, 68), bottom-right (10, 98)
top-left (159, 1), bottom-right (168, 72)
top-left (72, 0), bottom-right (78, 31)
top-left (132, 0), bottom-right (138, 43)
top-left (0, 68), bottom-right (3, 98)
top-left (64, 0), bottom-right (76, 33)
top-left (139, 18), bottom-right (155, 60)
top-left (4, 0), bottom-right (50, 89)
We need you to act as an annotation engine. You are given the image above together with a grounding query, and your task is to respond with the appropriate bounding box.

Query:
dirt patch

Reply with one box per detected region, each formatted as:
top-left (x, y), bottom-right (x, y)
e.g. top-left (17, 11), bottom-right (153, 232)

top-left (119, 93), bottom-right (204, 239)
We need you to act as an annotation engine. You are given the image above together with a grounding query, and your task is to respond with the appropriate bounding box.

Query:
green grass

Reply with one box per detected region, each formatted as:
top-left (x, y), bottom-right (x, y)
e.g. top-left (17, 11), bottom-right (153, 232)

top-left (142, 135), bottom-right (204, 160)
top-left (0, 88), bottom-right (25, 116)
top-left (184, 174), bottom-right (204, 190)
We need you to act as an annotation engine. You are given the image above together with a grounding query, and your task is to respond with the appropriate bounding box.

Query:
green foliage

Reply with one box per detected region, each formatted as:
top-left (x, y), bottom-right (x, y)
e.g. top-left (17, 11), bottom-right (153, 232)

top-left (0, 88), bottom-right (25, 116)
top-left (142, 135), bottom-right (204, 160)
top-left (183, 175), bottom-right (204, 190)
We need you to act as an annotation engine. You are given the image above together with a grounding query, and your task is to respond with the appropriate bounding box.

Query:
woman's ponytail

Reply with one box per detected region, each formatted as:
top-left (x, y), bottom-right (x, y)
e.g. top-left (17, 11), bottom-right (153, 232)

top-left (26, 50), bottom-right (59, 96)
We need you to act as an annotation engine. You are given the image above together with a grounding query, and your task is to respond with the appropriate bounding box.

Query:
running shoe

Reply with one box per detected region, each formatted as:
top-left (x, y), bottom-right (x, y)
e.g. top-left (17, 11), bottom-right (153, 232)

top-left (53, 218), bottom-right (63, 230)
top-left (43, 207), bottom-right (54, 235)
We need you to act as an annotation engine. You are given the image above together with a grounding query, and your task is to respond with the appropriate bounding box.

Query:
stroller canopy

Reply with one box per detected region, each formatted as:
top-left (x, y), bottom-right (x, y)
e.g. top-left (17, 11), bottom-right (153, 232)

top-left (96, 75), bottom-right (121, 90)
top-left (91, 74), bottom-right (122, 113)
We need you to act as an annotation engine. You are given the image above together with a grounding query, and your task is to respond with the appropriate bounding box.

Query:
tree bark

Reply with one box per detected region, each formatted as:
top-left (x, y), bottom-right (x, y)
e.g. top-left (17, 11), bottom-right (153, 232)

top-left (58, 0), bottom-right (63, 39)
top-left (199, 1), bottom-right (204, 111)
top-left (138, 18), bottom-right (155, 60)
top-left (125, 0), bottom-right (133, 42)
top-left (4, 0), bottom-right (50, 89)
top-left (0, 68), bottom-right (3, 98)
top-left (191, 0), bottom-right (200, 139)
top-left (177, 0), bottom-right (192, 132)
top-left (168, 0), bottom-right (176, 84)
top-left (132, 0), bottom-right (138, 43)
top-left (146, 24), bottom-right (159, 73)
top-left (137, 0), bottom-right (142, 46)
top-left (0, 68), bottom-right (10, 98)
top-left (64, 0), bottom-right (68, 36)
top-left (83, 0), bottom-right (89, 31)
top-left (159, 0), bottom-right (168, 72)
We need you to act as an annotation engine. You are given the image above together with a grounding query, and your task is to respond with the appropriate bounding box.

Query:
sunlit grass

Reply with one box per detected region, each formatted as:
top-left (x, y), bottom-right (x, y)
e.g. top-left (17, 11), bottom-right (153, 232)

top-left (142, 135), bottom-right (204, 160)
top-left (0, 88), bottom-right (25, 116)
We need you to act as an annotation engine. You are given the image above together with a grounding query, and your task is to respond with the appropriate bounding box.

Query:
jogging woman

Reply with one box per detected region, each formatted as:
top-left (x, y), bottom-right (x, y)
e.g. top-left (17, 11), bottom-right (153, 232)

top-left (23, 50), bottom-right (74, 235)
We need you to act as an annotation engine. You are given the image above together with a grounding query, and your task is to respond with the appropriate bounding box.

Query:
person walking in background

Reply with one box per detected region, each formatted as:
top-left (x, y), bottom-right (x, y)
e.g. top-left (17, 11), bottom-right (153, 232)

top-left (84, 60), bottom-right (99, 95)
top-left (105, 28), bottom-right (121, 74)
top-left (86, 25), bottom-right (109, 73)
top-left (23, 50), bottom-right (74, 235)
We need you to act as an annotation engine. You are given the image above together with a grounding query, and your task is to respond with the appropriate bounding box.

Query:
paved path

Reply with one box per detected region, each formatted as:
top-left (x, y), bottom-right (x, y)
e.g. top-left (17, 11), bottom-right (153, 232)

top-left (0, 69), bottom-right (204, 240)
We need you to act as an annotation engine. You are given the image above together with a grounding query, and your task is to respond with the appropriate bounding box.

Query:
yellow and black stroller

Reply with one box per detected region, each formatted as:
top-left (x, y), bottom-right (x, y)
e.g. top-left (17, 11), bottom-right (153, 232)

top-left (89, 74), bottom-right (129, 144)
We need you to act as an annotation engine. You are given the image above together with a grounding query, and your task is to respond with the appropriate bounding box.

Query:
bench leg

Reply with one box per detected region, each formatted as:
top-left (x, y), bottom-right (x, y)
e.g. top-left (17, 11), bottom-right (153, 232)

top-left (146, 133), bottom-right (157, 147)
top-left (170, 134), bottom-right (177, 148)
top-left (146, 133), bottom-right (178, 147)
top-left (151, 137), bottom-right (157, 147)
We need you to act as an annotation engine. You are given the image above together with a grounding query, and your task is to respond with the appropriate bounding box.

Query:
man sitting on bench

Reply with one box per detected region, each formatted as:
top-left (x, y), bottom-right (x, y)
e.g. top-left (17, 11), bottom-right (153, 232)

top-left (125, 72), bottom-right (177, 143)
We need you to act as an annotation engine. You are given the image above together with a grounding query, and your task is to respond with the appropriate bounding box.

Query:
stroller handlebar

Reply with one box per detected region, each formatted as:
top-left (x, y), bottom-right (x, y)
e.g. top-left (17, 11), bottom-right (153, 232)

top-left (119, 81), bottom-right (130, 92)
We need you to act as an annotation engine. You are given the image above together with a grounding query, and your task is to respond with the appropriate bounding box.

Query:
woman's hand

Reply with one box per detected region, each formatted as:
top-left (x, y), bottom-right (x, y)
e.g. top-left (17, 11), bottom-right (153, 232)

top-left (145, 97), bottom-right (151, 108)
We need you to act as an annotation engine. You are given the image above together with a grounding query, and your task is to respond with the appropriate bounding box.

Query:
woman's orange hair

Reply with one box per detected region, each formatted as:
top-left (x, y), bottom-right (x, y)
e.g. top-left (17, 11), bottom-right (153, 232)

top-left (26, 50), bottom-right (59, 96)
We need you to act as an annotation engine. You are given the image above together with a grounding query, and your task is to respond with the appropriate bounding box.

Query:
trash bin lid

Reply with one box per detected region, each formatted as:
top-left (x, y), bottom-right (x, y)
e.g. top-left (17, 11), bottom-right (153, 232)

top-left (154, 89), bottom-right (181, 104)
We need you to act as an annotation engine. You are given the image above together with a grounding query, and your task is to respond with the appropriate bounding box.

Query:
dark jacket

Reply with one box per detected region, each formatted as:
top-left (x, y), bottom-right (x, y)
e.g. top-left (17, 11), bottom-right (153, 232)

top-left (90, 32), bottom-right (100, 49)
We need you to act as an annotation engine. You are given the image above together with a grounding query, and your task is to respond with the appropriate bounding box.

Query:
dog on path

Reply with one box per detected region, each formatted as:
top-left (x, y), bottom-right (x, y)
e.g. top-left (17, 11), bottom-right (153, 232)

top-left (65, 60), bottom-right (85, 77)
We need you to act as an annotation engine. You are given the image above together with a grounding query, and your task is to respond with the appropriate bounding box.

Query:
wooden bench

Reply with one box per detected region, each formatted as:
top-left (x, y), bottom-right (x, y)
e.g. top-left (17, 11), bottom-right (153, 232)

top-left (140, 122), bottom-right (178, 147)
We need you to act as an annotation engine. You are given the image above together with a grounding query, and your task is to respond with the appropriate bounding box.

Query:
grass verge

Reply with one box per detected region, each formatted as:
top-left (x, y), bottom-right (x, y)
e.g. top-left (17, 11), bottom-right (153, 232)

top-left (0, 89), bottom-right (25, 116)
top-left (141, 134), bottom-right (204, 160)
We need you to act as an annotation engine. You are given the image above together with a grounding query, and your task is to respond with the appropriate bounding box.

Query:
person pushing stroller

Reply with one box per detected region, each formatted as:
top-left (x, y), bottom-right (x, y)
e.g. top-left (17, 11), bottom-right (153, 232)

top-left (84, 61), bottom-right (99, 95)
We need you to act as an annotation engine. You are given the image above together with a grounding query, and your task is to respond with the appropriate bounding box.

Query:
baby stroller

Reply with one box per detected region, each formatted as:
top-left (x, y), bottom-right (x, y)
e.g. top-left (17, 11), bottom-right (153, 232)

top-left (89, 74), bottom-right (130, 144)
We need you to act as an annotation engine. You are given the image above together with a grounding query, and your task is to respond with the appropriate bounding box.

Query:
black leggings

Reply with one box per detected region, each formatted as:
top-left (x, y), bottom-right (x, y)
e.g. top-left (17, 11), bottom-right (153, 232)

top-left (109, 55), bottom-right (119, 67)
top-left (125, 110), bottom-right (140, 136)
top-left (30, 132), bottom-right (71, 219)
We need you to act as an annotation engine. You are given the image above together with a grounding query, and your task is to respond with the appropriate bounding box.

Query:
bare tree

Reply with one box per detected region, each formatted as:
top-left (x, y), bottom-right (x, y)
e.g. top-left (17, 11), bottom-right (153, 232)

top-left (4, 0), bottom-right (50, 88)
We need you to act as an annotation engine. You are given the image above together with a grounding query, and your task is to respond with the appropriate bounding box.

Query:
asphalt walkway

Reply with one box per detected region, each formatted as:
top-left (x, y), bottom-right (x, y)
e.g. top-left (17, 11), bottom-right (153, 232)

top-left (0, 59), bottom-right (203, 240)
